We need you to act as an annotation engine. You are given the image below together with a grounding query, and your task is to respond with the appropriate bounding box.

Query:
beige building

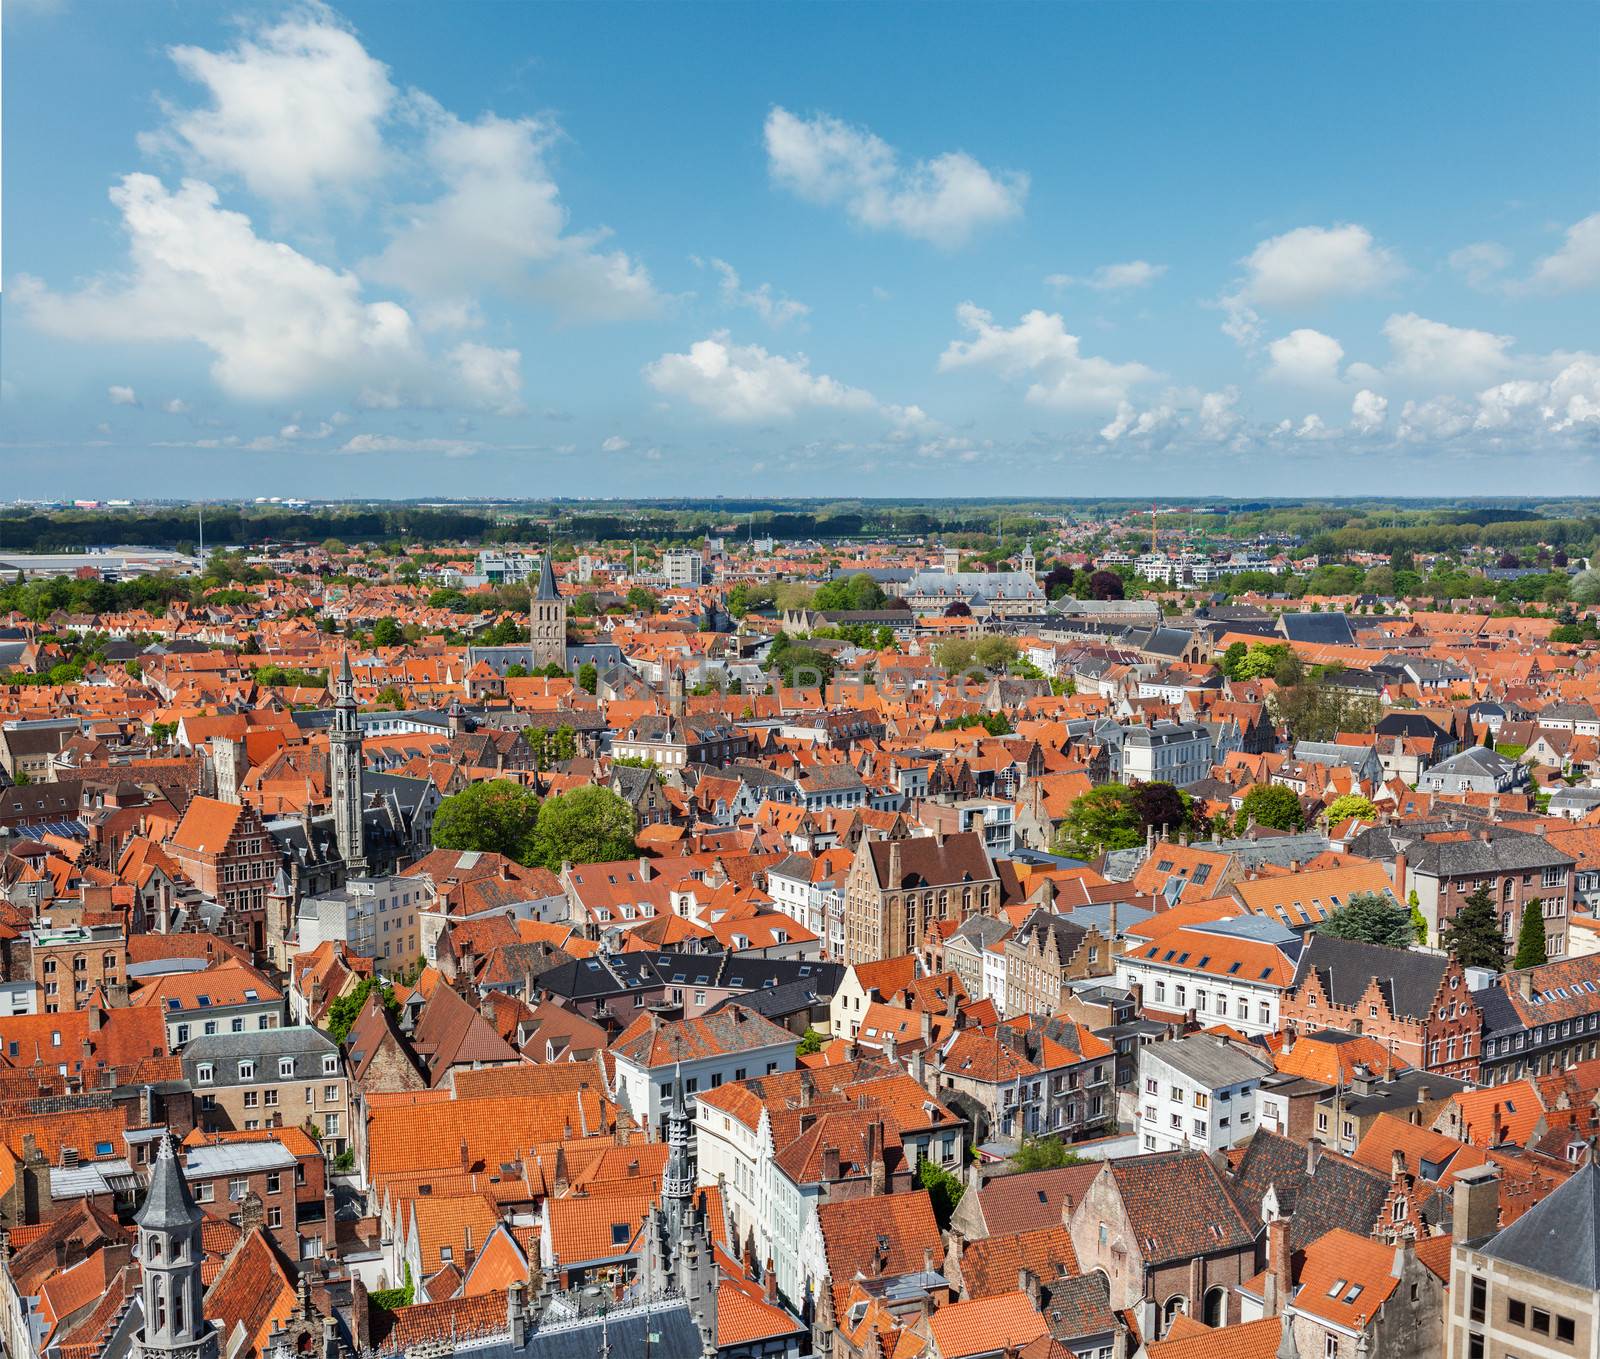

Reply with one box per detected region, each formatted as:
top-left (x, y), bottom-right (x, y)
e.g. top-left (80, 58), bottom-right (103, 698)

top-left (1448, 1160), bottom-right (1598, 1359)
top-left (180, 1025), bottom-right (354, 1156)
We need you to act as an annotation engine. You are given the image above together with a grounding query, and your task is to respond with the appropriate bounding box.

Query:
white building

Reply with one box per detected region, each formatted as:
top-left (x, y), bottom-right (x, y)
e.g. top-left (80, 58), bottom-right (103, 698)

top-left (1137, 1033), bottom-right (1272, 1154)
top-left (1114, 920), bottom-right (1297, 1038)
top-left (1111, 721), bottom-right (1214, 786)
top-left (608, 1005), bottom-right (798, 1127)
top-left (660, 550), bottom-right (704, 588)
top-left (295, 874), bottom-right (426, 967)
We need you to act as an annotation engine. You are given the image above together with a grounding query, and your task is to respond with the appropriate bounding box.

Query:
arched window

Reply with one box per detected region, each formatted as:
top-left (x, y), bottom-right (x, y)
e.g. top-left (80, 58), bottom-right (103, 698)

top-left (1162, 1295), bottom-right (1188, 1333)
top-left (1203, 1286), bottom-right (1227, 1327)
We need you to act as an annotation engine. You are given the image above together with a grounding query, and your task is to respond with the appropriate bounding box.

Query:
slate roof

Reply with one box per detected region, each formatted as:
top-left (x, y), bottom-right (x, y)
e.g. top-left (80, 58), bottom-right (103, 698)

top-left (1403, 828), bottom-right (1572, 877)
top-left (1106, 1151), bottom-right (1256, 1265)
top-left (1478, 1158), bottom-right (1600, 1285)
top-left (866, 832), bottom-right (994, 890)
top-left (1279, 612), bottom-right (1356, 646)
top-left (1227, 1129), bottom-right (1391, 1251)
top-left (1291, 935), bottom-right (1449, 1019)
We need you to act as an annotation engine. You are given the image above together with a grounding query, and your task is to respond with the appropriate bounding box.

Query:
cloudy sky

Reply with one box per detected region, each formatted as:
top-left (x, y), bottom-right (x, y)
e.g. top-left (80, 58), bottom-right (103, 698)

top-left (4, 0), bottom-right (1597, 499)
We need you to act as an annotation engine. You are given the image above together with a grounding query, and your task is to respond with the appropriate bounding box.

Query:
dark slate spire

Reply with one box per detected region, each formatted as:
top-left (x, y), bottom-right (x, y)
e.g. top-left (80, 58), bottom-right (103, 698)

top-left (135, 1134), bottom-right (202, 1232)
top-left (535, 553), bottom-right (559, 601)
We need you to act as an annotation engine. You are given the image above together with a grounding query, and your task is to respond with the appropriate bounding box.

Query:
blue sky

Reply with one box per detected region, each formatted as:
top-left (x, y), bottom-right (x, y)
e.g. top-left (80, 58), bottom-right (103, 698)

top-left (4, 0), bottom-right (1597, 500)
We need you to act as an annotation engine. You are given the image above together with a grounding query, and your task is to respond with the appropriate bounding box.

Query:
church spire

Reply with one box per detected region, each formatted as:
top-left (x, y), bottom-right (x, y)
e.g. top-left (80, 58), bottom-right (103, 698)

top-left (330, 650), bottom-right (367, 876)
top-left (134, 1136), bottom-right (218, 1359)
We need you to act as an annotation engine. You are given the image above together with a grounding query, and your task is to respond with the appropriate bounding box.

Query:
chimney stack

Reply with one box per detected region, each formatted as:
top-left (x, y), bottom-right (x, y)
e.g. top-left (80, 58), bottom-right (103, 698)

top-left (1451, 1164), bottom-right (1501, 1242)
top-left (1264, 1216), bottom-right (1291, 1317)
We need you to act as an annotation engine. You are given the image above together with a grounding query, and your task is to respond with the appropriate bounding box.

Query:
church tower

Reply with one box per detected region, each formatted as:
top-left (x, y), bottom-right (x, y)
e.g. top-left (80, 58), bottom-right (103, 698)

top-left (330, 653), bottom-right (367, 877)
top-left (528, 555), bottom-right (567, 671)
top-left (133, 1136), bottom-right (218, 1359)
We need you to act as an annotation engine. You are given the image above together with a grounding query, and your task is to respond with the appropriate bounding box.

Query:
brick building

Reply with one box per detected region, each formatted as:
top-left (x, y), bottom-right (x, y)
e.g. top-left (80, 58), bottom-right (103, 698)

top-left (840, 831), bottom-right (998, 967)
top-left (164, 796), bottom-right (280, 960)
top-left (1280, 935), bottom-right (1482, 1081)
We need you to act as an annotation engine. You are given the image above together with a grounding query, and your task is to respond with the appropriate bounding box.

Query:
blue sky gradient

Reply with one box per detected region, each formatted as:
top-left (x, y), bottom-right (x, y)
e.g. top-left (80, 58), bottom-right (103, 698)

top-left (3, 0), bottom-right (1597, 498)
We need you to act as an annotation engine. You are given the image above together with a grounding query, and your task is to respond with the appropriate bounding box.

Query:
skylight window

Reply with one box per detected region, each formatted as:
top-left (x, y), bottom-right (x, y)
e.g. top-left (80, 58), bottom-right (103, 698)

top-left (1327, 1279), bottom-right (1348, 1297)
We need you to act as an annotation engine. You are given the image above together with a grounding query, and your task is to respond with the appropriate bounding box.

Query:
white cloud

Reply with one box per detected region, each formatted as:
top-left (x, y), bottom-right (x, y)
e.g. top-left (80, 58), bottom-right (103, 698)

top-left (1449, 241), bottom-right (1511, 290)
top-left (1294, 413), bottom-right (1335, 440)
top-left (1528, 212), bottom-right (1600, 293)
top-left (705, 258), bottom-right (809, 327)
top-left (644, 331), bottom-right (878, 423)
top-left (338, 433), bottom-right (481, 457)
top-left (601, 434), bottom-right (630, 453)
top-left (1198, 388), bottom-right (1243, 442)
top-left (1381, 312), bottom-right (1515, 388)
top-left (162, 397), bottom-right (190, 415)
top-left (1472, 358), bottom-right (1600, 434)
top-left (145, 11), bottom-right (395, 205)
top-left (1047, 260), bottom-right (1167, 291)
top-left (1100, 401), bottom-right (1176, 443)
top-left (1472, 379), bottom-right (1549, 430)
top-left (1266, 328), bottom-right (1345, 386)
top-left (449, 341), bottom-right (524, 414)
top-left (1238, 224), bottom-right (1403, 306)
top-left (763, 106), bottom-right (1027, 248)
top-left (1396, 396), bottom-right (1474, 442)
top-left (1351, 388), bottom-right (1388, 435)
top-left (108, 385), bottom-right (139, 406)
top-left (937, 303), bottom-right (1157, 412)
top-left (15, 174), bottom-right (423, 401)
top-left (363, 99), bottom-right (661, 322)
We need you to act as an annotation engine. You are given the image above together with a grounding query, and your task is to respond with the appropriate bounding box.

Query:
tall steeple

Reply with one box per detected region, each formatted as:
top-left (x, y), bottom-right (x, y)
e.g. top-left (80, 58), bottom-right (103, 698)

top-left (133, 1136), bottom-right (218, 1359)
top-left (527, 552), bottom-right (567, 671)
top-left (330, 652), bottom-right (367, 877)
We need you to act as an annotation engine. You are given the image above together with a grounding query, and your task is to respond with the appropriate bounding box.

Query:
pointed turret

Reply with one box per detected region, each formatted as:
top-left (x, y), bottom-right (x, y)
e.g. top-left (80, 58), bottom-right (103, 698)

top-left (330, 651), bottom-right (367, 876)
top-left (134, 1136), bottom-right (218, 1359)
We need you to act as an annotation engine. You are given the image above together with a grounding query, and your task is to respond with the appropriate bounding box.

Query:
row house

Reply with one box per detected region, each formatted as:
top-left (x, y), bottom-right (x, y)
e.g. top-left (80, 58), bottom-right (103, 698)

top-left (1136, 1033), bottom-right (1273, 1155)
top-left (163, 795), bottom-right (281, 960)
top-left (1475, 955), bottom-right (1600, 1084)
top-left (694, 1061), bottom-right (964, 1308)
top-left (932, 1015), bottom-right (1114, 1145)
top-left (1115, 919), bottom-right (1299, 1037)
top-left (181, 1026), bottom-right (353, 1155)
top-left (1396, 828), bottom-right (1575, 957)
top-left (1001, 909), bottom-right (1114, 1018)
top-left (1280, 935), bottom-right (1482, 1081)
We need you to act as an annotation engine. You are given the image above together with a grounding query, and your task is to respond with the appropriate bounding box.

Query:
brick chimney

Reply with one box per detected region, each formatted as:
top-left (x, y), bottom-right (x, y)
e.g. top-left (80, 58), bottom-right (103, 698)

top-left (867, 1121), bottom-right (886, 1196)
top-left (1263, 1216), bottom-right (1291, 1317)
top-left (1392, 849), bottom-right (1407, 899)
top-left (886, 837), bottom-right (902, 892)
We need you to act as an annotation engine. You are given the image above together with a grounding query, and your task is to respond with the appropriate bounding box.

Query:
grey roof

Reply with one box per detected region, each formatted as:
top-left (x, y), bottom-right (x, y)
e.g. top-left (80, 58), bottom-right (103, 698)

top-left (1143, 1033), bottom-right (1271, 1088)
top-left (1292, 936), bottom-right (1449, 1018)
top-left (1403, 827), bottom-right (1572, 878)
top-left (535, 553), bottom-right (559, 601)
top-left (1478, 1159), bottom-right (1600, 1285)
top-left (1279, 612), bottom-right (1356, 646)
top-left (135, 1135), bottom-right (203, 1232)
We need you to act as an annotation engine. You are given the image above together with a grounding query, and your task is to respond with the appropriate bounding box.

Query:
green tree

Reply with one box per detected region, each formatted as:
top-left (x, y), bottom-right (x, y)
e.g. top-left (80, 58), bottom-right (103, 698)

top-left (1568, 569), bottom-right (1600, 606)
top-left (325, 976), bottom-right (398, 1043)
top-left (769, 637), bottom-right (835, 689)
top-left (1052, 784), bottom-right (1142, 859)
top-left (1317, 891), bottom-right (1415, 947)
top-left (1011, 1135), bottom-right (1088, 1172)
top-left (974, 636), bottom-right (1019, 672)
top-left (432, 780), bottom-right (544, 863)
top-left (813, 572), bottom-right (888, 612)
top-left (532, 785), bottom-right (638, 870)
top-left (373, 684), bottom-right (405, 710)
top-left (427, 588), bottom-right (471, 612)
top-left (1234, 784), bottom-right (1305, 833)
top-left (915, 1157), bottom-right (965, 1229)
top-left (626, 586), bottom-right (661, 612)
top-left (1408, 889), bottom-right (1428, 947)
top-left (1513, 900), bottom-right (1548, 970)
top-left (1442, 886), bottom-right (1508, 971)
top-left (795, 1027), bottom-right (826, 1057)
top-left (1324, 794), bottom-right (1378, 824)
top-left (372, 616), bottom-right (403, 647)
top-left (933, 638), bottom-right (979, 673)
top-left (577, 661), bottom-right (598, 693)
